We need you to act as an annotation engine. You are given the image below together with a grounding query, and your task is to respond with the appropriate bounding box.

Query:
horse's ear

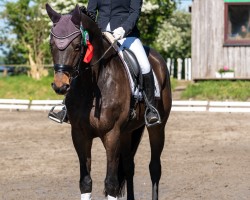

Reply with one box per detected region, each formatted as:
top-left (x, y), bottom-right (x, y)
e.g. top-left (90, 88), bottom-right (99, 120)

top-left (71, 5), bottom-right (81, 26)
top-left (46, 3), bottom-right (61, 23)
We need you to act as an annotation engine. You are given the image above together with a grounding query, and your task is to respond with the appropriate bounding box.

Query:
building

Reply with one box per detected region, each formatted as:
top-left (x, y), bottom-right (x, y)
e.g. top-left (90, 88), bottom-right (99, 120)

top-left (192, 0), bottom-right (250, 80)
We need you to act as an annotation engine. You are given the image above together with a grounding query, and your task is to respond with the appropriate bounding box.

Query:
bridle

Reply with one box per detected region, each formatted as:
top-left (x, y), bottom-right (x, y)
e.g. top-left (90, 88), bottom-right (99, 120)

top-left (51, 22), bottom-right (88, 81)
top-left (51, 23), bottom-right (116, 81)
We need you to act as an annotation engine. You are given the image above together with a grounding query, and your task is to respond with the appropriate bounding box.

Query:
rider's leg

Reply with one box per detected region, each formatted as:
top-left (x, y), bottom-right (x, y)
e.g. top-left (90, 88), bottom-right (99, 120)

top-left (119, 37), bottom-right (158, 124)
top-left (142, 70), bottom-right (158, 123)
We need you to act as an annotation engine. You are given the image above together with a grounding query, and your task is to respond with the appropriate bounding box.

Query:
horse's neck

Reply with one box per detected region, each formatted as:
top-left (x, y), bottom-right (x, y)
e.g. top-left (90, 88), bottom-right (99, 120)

top-left (79, 15), bottom-right (125, 92)
top-left (81, 15), bottom-right (104, 66)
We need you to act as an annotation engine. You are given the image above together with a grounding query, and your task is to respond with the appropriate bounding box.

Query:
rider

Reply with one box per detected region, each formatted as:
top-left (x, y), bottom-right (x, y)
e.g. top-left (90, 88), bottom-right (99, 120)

top-left (49, 0), bottom-right (159, 125)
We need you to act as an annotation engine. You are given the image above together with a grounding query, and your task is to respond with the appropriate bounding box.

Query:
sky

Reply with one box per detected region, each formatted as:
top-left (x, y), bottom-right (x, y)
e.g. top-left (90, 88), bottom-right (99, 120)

top-left (177, 0), bottom-right (192, 11)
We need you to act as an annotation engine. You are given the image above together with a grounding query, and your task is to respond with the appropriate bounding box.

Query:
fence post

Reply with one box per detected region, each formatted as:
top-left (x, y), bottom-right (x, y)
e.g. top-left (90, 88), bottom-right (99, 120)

top-left (166, 58), bottom-right (172, 77)
top-left (166, 58), bottom-right (191, 80)
top-left (188, 58), bottom-right (192, 80)
top-left (185, 58), bottom-right (192, 80)
top-left (177, 58), bottom-right (182, 80)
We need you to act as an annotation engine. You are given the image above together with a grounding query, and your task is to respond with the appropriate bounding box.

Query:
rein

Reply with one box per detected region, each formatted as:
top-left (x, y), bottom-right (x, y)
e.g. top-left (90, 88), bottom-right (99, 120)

top-left (89, 40), bottom-right (117, 67)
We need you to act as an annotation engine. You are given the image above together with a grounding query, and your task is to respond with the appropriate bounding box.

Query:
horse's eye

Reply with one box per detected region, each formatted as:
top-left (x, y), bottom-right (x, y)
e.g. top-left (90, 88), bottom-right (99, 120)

top-left (75, 44), bottom-right (81, 51)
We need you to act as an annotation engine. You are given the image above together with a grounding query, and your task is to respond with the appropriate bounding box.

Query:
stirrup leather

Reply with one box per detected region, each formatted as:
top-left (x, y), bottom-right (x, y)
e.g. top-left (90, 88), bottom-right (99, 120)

top-left (48, 104), bottom-right (67, 123)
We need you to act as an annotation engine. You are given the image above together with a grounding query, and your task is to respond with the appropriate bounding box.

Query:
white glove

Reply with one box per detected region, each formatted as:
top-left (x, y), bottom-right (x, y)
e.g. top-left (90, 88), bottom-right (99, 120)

top-left (113, 27), bottom-right (125, 40)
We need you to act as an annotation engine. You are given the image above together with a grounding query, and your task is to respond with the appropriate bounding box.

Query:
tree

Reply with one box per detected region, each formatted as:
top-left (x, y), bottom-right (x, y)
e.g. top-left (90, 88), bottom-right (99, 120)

top-left (0, 0), bottom-right (87, 79)
top-left (48, 0), bottom-right (87, 14)
top-left (139, 0), bottom-right (176, 47)
top-left (155, 11), bottom-right (191, 58)
top-left (1, 0), bottom-right (50, 79)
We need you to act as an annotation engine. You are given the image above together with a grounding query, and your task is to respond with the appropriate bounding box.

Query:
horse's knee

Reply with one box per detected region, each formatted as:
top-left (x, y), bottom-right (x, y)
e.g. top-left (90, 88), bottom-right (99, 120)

top-left (80, 175), bottom-right (92, 193)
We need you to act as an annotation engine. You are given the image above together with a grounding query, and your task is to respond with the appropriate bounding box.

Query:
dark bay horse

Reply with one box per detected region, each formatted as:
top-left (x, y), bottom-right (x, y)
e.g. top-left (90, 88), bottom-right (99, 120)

top-left (46, 4), bottom-right (171, 200)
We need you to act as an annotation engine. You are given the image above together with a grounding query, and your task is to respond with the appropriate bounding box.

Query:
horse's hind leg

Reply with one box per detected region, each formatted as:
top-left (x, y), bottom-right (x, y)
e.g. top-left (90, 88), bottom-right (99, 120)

top-left (71, 127), bottom-right (93, 199)
top-left (120, 125), bottom-right (145, 200)
top-left (147, 124), bottom-right (165, 200)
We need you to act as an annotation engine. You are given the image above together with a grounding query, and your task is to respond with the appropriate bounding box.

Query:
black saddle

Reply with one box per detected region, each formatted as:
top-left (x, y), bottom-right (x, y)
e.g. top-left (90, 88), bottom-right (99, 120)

top-left (122, 47), bottom-right (143, 91)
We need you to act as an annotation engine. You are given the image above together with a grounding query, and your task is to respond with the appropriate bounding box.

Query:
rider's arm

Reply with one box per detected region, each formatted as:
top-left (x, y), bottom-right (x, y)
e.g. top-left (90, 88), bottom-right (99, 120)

top-left (121, 0), bottom-right (142, 36)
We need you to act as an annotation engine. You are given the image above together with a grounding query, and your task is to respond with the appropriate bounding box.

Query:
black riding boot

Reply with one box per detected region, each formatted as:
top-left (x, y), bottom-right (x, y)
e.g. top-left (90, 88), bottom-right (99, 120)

top-left (143, 70), bottom-right (159, 124)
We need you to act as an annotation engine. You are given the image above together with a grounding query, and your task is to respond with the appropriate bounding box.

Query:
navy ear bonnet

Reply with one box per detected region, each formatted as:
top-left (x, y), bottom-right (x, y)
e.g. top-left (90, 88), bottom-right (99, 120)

top-left (50, 15), bottom-right (81, 50)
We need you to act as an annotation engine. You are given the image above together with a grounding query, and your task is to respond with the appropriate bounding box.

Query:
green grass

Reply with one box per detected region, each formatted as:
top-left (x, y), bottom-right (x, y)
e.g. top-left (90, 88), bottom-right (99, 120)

top-left (181, 81), bottom-right (250, 101)
top-left (0, 75), bottom-right (62, 100)
top-left (170, 78), bottom-right (178, 91)
top-left (1, 75), bottom-right (250, 101)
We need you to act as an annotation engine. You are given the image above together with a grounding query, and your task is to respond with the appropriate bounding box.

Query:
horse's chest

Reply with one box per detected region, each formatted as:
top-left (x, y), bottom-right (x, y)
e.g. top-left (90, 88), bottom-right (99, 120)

top-left (68, 98), bottom-right (119, 133)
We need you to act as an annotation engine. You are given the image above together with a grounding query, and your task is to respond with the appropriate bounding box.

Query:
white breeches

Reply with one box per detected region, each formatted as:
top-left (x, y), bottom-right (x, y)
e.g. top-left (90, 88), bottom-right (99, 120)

top-left (105, 23), bottom-right (151, 74)
top-left (118, 37), bottom-right (151, 74)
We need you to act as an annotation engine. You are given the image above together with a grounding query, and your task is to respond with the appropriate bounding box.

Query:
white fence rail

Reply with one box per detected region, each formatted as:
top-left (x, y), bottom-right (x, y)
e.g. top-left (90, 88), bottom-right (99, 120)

top-left (166, 58), bottom-right (192, 81)
top-left (1, 99), bottom-right (250, 113)
top-left (172, 100), bottom-right (250, 112)
top-left (0, 99), bottom-right (63, 111)
top-left (0, 99), bottom-right (30, 111)
top-left (30, 100), bottom-right (64, 111)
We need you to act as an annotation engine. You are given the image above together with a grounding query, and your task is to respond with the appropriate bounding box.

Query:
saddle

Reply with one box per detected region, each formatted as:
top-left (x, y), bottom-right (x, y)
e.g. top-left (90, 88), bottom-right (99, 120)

top-left (102, 32), bottom-right (161, 123)
top-left (102, 32), bottom-right (143, 93)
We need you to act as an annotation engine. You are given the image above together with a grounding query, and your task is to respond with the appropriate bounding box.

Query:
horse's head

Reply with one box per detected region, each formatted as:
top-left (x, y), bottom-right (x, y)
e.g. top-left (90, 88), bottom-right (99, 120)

top-left (46, 4), bottom-right (94, 95)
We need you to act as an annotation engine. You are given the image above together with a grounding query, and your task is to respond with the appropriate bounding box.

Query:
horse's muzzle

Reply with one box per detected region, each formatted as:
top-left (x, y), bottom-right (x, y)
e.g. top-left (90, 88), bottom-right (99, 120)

top-left (51, 82), bottom-right (70, 95)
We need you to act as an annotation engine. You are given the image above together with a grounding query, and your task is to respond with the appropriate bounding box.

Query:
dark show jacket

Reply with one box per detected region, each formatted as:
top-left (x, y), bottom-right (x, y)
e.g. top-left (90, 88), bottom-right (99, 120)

top-left (87, 0), bottom-right (142, 37)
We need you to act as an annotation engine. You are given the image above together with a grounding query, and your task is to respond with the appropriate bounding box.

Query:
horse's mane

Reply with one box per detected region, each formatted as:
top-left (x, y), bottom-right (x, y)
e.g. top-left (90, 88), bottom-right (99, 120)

top-left (79, 6), bottom-right (96, 22)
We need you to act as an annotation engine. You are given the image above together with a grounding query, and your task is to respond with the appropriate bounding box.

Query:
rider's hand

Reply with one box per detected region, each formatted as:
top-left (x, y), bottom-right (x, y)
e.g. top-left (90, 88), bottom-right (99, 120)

top-left (113, 27), bottom-right (125, 40)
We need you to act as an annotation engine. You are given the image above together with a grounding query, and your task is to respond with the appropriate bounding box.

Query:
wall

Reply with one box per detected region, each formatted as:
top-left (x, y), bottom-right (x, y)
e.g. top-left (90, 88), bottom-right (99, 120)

top-left (192, 0), bottom-right (250, 79)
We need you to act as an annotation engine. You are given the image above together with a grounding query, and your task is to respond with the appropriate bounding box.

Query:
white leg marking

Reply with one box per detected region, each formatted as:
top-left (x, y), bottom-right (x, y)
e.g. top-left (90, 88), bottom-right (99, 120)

top-left (108, 195), bottom-right (118, 200)
top-left (81, 193), bottom-right (92, 200)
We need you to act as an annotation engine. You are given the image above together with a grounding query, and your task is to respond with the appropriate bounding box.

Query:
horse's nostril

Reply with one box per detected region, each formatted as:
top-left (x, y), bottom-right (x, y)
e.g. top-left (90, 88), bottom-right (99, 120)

top-left (64, 84), bottom-right (70, 91)
top-left (51, 82), bottom-right (69, 95)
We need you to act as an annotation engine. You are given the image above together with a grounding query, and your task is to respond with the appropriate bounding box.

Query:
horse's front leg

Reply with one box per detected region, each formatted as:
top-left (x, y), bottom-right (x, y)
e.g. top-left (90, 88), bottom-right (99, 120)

top-left (102, 129), bottom-right (121, 200)
top-left (71, 127), bottom-right (93, 200)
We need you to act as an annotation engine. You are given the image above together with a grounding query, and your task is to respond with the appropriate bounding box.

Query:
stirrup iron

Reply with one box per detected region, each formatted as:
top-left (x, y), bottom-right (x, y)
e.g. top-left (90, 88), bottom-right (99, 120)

top-left (48, 104), bottom-right (67, 124)
top-left (142, 90), bottom-right (161, 127)
top-left (144, 105), bottom-right (161, 127)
